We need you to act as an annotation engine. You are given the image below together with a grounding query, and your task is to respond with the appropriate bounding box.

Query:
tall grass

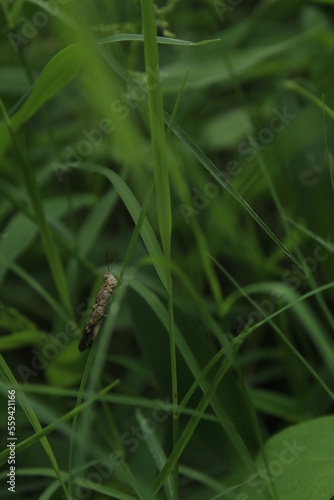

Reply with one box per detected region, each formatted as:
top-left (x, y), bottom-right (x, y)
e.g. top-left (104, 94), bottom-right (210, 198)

top-left (1, 1), bottom-right (334, 499)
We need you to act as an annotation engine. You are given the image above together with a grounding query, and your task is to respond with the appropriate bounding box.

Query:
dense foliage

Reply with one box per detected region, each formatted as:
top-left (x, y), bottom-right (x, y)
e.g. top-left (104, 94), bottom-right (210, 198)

top-left (1, 1), bottom-right (334, 499)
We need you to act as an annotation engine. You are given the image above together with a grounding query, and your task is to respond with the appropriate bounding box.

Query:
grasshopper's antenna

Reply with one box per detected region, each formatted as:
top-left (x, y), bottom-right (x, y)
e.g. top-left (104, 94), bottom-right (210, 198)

top-left (112, 252), bottom-right (119, 268)
top-left (105, 251), bottom-right (110, 272)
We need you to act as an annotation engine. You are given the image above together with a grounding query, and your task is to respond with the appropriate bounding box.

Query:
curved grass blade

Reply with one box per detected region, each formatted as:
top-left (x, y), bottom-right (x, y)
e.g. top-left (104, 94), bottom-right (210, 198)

top-left (129, 279), bottom-right (257, 471)
top-left (0, 44), bottom-right (85, 158)
top-left (0, 379), bottom-right (119, 465)
top-left (98, 44), bottom-right (304, 271)
top-left (95, 33), bottom-right (220, 47)
top-left (0, 255), bottom-right (68, 322)
top-left (209, 255), bottom-right (334, 400)
top-left (0, 100), bottom-right (73, 319)
top-left (73, 162), bottom-right (167, 289)
top-left (167, 116), bottom-right (304, 272)
top-left (0, 355), bottom-right (69, 496)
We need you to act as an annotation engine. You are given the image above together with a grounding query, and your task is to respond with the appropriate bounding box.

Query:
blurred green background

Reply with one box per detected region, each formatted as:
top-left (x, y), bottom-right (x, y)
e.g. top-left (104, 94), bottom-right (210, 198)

top-left (1, 1), bottom-right (334, 499)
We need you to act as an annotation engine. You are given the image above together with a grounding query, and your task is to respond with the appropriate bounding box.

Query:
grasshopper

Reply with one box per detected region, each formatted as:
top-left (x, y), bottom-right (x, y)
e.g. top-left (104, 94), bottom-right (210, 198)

top-left (78, 257), bottom-right (117, 352)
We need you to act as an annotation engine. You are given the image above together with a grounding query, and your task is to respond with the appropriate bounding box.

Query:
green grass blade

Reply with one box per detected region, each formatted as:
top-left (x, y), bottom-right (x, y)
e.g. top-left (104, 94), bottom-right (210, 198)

top-left (284, 80), bottom-right (334, 121)
top-left (136, 409), bottom-right (173, 500)
top-left (130, 279), bottom-right (257, 471)
top-left (166, 68), bottom-right (190, 139)
top-left (68, 285), bottom-right (126, 494)
top-left (95, 33), bottom-right (220, 47)
top-left (0, 100), bottom-right (73, 320)
top-left (73, 162), bottom-right (167, 289)
top-left (0, 255), bottom-right (68, 321)
top-left (141, 1), bottom-right (171, 260)
top-left (0, 355), bottom-right (69, 496)
top-left (0, 44), bottom-right (85, 158)
top-left (119, 175), bottom-right (155, 284)
top-left (150, 357), bottom-right (265, 498)
top-left (167, 114), bottom-right (304, 272)
top-left (140, 3), bottom-right (178, 496)
top-left (210, 256), bottom-right (334, 400)
top-left (0, 379), bottom-right (119, 464)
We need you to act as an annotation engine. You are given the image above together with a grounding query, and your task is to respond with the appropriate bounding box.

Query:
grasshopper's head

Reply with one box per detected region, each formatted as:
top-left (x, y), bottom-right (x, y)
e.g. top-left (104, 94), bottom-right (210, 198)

top-left (103, 272), bottom-right (118, 289)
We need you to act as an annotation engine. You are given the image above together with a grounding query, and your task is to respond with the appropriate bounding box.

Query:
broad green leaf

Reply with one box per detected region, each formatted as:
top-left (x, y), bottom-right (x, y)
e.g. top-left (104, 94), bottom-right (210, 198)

top-left (239, 416), bottom-right (334, 499)
top-left (0, 44), bottom-right (85, 158)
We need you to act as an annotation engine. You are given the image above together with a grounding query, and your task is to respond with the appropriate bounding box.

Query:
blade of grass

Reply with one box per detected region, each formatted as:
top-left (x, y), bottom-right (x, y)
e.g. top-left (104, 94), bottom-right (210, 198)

top-left (141, 1), bottom-right (171, 261)
top-left (74, 478), bottom-right (138, 500)
top-left (253, 142), bottom-right (334, 333)
top-left (67, 340), bottom-right (98, 496)
top-left (166, 67), bottom-right (225, 308)
top-left (179, 464), bottom-right (226, 493)
top-left (0, 380), bottom-right (119, 464)
top-left (150, 356), bottom-right (271, 499)
top-left (0, 382), bottom-right (218, 421)
top-left (209, 255), bottom-right (334, 400)
top-left (136, 409), bottom-right (173, 500)
top-left (68, 166), bottom-right (156, 494)
top-left (167, 112), bottom-right (304, 273)
top-left (0, 44), bottom-right (85, 158)
top-left (285, 216), bottom-right (334, 252)
top-left (130, 279), bottom-right (257, 472)
top-left (0, 98), bottom-right (73, 320)
top-left (119, 175), bottom-right (155, 284)
top-left (68, 280), bottom-right (126, 494)
top-left (0, 354), bottom-right (69, 496)
top-left (241, 281), bottom-right (334, 374)
top-left (283, 80), bottom-right (334, 121)
top-left (166, 68), bottom-right (190, 139)
top-left (140, 3), bottom-right (178, 497)
top-left (0, 331), bottom-right (46, 350)
top-left (0, 255), bottom-right (68, 322)
top-left (73, 162), bottom-right (167, 289)
top-left (98, 39), bottom-right (304, 274)
top-left (95, 33), bottom-right (220, 47)
top-left (99, 45), bottom-right (304, 272)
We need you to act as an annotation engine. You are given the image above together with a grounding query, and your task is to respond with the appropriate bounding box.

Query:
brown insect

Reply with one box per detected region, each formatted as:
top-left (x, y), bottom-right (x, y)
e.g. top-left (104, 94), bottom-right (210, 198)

top-left (78, 257), bottom-right (118, 352)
